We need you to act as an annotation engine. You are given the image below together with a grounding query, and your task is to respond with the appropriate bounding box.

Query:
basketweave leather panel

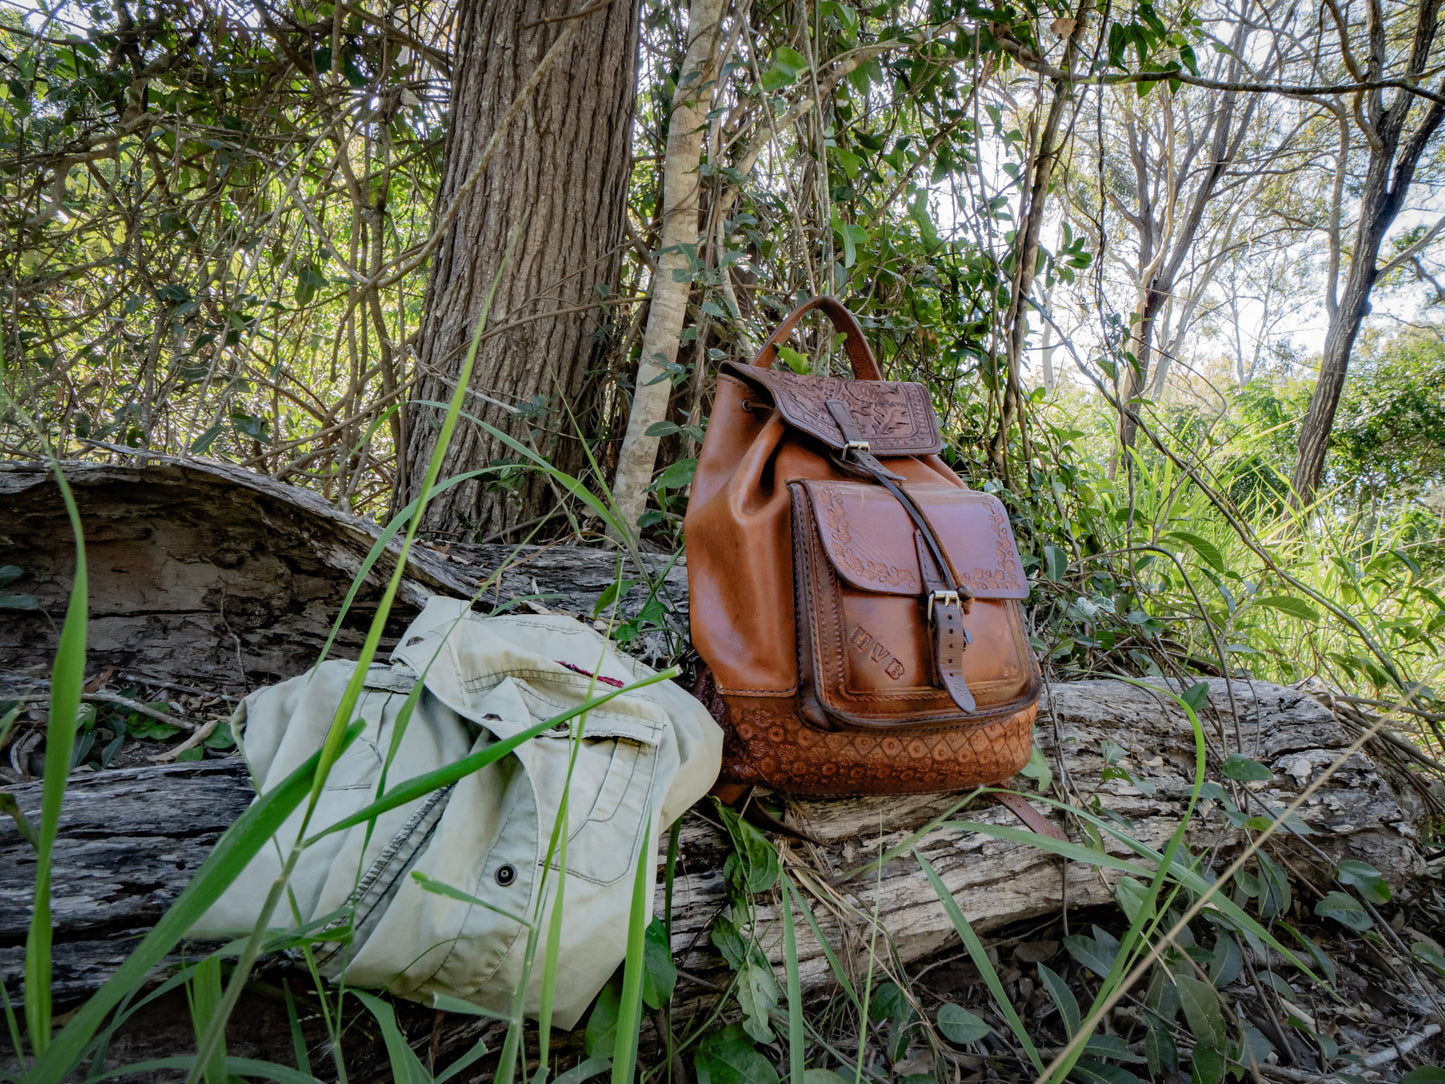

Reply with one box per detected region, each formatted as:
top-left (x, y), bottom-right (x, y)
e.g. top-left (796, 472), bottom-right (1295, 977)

top-left (791, 485), bottom-right (1041, 731)
top-left (716, 691), bottom-right (1035, 795)
top-left (719, 361), bottom-right (942, 455)
top-left (799, 480), bottom-right (1028, 599)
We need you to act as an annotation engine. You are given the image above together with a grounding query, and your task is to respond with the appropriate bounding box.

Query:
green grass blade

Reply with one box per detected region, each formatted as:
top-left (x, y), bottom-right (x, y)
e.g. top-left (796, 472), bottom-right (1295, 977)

top-left (25, 460), bottom-right (88, 1057)
top-left (918, 854), bottom-right (1044, 1073)
top-left (2, 976), bottom-right (24, 1070)
top-left (433, 1040), bottom-right (490, 1084)
top-left (791, 882), bottom-right (860, 1014)
top-left (95, 1055), bottom-right (326, 1083)
top-left (536, 796), bottom-right (567, 1067)
top-left (312, 466), bottom-right (507, 667)
top-left (282, 982), bottom-right (310, 1076)
top-left (780, 874), bottom-right (805, 1084)
top-left (25, 725), bottom-right (359, 1082)
top-left (185, 957), bottom-right (226, 1084)
top-left (411, 872), bottom-right (534, 928)
top-left (352, 991), bottom-right (430, 1084)
top-left (610, 811), bottom-right (653, 1084)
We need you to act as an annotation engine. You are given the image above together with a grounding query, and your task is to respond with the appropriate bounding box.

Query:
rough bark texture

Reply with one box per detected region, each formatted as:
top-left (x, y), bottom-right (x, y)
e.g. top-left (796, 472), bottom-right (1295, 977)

top-left (0, 456), bottom-right (1434, 1078)
top-left (0, 458), bottom-right (685, 692)
top-left (0, 681), bottom-right (1423, 1008)
top-left (403, 0), bottom-right (641, 539)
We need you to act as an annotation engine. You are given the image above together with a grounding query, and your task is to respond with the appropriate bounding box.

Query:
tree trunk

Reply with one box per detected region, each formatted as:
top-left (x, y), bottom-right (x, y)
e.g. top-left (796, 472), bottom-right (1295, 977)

top-left (403, 0), bottom-right (641, 540)
top-left (608, 0), bottom-right (726, 539)
top-left (0, 456), bottom-right (1435, 1079)
top-left (988, 0), bottom-right (1089, 479)
top-left (1289, 0), bottom-right (1445, 507)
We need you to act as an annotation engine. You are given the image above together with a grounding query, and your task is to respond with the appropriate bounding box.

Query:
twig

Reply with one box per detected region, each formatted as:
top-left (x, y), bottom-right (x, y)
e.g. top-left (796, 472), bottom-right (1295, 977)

top-left (149, 714), bottom-right (224, 762)
top-left (6, 691), bottom-right (195, 731)
top-left (1360, 1022), bottom-right (1443, 1068)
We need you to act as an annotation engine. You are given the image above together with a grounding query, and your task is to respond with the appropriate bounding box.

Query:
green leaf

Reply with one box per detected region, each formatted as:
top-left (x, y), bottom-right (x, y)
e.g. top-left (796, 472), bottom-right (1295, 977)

top-left (653, 457), bottom-right (696, 491)
top-left (1019, 746), bottom-right (1053, 792)
top-left (1144, 1014), bottom-right (1178, 1078)
top-left (1410, 941), bottom-right (1445, 977)
top-left (775, 345), bottom-right (810, 374)
top-left (736, 960), bottom-right (779, 1042)
top-left (0, 594), bottom-right (38, 610)
top-left (1221, 754), bottom-right (1272, 782)
top-left (1167, 531), bottom-right (1225, 573)
top-left (0, 565), bottom-right (21, 588)
top-left (1401, 1069), bottom-right (1445, 1084)
top-left (1043, 543), bottom-right (1069, 581)
top-left (593, 577), bottom-right (638, 618)
top-left (1063, 928), bottom-right (1120, 979)
top-left (760, 45), bottom-right (808, 92)
top-left (641, 917), bottom-right (676, 1009)
top-left (868, 981), bottom-right (911, 1022)
top-left (1174, 972), bottom-right (1226, 1050)
top-left (1315, 890), bottom-right (1373, 931)
top-left (832, 220), bottom-right (868, 268)
top-left (1253, 595), bottom-right (1321, 622)
top-left (936, 1002), bottom-right (991, 1044)
top-left (715, 799), bottom-right (780, 895)
top-left (694, 1022), bottom-right (780, 1084)
top-left (1336, 860), bottom-right (1390, 904)
top-left (583, 979), bottom-right (621, 1059)
top-left (1180, 681), bottom-right (1210, 714)
top-left (1038, 962), bottom-right (1080, 1037)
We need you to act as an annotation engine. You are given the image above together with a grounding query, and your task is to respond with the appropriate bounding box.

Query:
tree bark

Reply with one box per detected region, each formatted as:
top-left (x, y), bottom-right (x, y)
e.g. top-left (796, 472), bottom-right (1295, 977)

top-left (2, 680), bottom-right (1423, 1004)
top-left (403, 0), bottom-right (641, 540)
top-left (608, 0), bottom-right (726, 538)
top-left (0, 456), bottom-right (1433, 1078)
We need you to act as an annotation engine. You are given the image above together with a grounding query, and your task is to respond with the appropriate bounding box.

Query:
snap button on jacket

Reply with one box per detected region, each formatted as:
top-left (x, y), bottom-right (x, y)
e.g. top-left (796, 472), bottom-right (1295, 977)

top-left (191, 597), bottom-right (723, 1028)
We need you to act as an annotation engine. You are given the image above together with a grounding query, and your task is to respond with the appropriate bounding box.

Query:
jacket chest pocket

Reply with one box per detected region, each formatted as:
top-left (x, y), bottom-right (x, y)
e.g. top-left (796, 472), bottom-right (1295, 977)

top-left (535, 713), bottom-right (661, 887)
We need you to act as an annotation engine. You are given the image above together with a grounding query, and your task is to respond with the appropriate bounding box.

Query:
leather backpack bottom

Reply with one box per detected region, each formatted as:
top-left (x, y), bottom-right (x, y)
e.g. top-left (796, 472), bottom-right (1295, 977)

top-left (694, 669), bottom-right (1035, 797)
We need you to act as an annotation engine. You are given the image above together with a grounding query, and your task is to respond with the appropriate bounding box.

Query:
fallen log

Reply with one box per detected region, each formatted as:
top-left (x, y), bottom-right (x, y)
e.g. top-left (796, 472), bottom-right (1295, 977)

top-left (0, 457), bottom-right (1432, 1075)
top-left (0, 678), bottom-right (1423, 1006)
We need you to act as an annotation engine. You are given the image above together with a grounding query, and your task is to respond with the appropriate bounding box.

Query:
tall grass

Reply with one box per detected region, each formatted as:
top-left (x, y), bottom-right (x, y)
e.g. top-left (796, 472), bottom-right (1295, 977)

top-left (3, 234), bottom-right (681, 1084)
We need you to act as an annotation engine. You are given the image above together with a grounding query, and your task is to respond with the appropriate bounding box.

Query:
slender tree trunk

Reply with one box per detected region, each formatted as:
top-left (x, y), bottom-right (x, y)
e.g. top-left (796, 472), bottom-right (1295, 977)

top-left (403, 0), bottom-right (641, 539)
top-left (1290, 0), bottom-right (1445, 507)
top-left (987, 0), bottom-right (1089, 479)
top-left (609, 0), bottom-right (726, 538)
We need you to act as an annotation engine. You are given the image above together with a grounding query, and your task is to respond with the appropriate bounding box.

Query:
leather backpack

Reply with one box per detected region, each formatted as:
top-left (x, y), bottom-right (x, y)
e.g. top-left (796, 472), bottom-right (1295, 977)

top-left (685, 296), bottom-right (1042, 796)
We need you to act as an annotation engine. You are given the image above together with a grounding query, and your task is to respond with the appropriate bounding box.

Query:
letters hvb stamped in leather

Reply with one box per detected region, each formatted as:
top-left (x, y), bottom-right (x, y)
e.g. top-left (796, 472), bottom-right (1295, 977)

top-left (849, 625), bottom-right (906, 680)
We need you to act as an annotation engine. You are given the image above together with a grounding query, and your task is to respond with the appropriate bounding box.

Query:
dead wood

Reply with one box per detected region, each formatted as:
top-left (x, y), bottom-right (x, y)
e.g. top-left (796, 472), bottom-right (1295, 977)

top-left (0, 457), bottom-right (1433, 1077)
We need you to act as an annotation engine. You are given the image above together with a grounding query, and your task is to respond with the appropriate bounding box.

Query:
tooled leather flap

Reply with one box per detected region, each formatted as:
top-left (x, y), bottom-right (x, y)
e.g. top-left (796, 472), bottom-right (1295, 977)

top-left (799, 480), bottom-right (1029, 599)
top-left (720, 361), bottom-right (942, 455)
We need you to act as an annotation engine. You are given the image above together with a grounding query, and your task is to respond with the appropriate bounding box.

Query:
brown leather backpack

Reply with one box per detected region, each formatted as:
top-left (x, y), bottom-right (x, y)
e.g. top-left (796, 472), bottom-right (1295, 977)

top-left (685, 296), bottom-right (1042, 796)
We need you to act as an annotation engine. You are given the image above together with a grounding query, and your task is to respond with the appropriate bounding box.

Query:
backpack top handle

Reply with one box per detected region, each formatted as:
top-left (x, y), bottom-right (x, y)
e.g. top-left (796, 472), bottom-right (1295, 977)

top-left (749, 295), bottom-right (882, 381)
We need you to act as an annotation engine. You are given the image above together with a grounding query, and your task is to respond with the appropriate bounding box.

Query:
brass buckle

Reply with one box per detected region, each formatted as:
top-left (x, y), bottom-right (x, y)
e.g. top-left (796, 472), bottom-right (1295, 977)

top-left (841, 438), bottom-right (871, 459)
top-left (927, 589), bottom-right (961, 623)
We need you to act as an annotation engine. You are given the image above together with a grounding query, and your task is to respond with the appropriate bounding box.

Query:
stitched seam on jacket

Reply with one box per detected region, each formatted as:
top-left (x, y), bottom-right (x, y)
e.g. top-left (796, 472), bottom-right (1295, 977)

top-left (313, 784), bottom-right (452, 975)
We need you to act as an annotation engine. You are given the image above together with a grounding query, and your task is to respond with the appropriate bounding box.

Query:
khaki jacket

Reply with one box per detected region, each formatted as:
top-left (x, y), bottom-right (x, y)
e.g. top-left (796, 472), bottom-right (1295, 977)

top-left (191, 597), bottom-right (722, 1028)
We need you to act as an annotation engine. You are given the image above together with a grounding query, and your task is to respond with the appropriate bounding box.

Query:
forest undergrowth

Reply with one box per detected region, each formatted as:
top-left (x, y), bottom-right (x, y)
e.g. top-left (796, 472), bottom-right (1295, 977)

top-left (2, 344), bottom-right (1444, 1083)
top-left (3, 0), bottom-right (1445, 1078)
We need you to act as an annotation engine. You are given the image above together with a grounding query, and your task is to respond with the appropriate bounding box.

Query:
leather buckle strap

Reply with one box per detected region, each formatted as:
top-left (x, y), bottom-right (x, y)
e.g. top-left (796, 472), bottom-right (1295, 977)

top-left (927, 589), bottom-right (962, 623)
top-left (826, 394), bottom-right (980, 716)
